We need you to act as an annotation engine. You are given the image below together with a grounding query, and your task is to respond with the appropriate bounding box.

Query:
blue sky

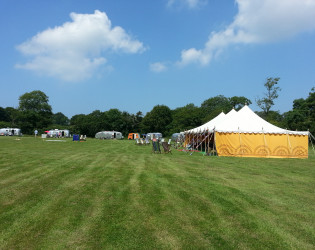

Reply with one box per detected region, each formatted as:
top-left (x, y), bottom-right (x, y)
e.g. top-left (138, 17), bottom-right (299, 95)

top-left (1, 0), bottom-right (315, 118)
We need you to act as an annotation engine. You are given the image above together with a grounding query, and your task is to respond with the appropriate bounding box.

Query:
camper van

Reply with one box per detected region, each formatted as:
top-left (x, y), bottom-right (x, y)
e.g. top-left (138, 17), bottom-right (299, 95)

top-left (146, 132), bottom-right (163, 140)
top-left (46, 129), bottom-right (70, 138)
top-left (0, 128), bottom-right (22, 136)
top-left (95, 131), bottom-right (124, 140)
top-left (128, 133), bottom-right (140, 140)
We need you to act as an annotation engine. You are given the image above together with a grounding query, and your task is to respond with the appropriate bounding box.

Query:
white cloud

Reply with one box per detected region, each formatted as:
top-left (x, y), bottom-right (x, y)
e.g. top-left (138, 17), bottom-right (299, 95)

top-left (179, 0), bottom-right (315, 66)
top-left (16, 10), bottom-right (145, 82)
top-left (150, 62), bottom-right (168, 72)
top-left (167, 0), bottom-right (206, 9)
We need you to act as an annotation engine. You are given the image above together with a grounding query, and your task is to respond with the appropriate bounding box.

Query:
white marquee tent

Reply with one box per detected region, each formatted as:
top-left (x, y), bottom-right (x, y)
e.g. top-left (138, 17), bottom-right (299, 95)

top-left (185, 105), bottom-right (309, 158)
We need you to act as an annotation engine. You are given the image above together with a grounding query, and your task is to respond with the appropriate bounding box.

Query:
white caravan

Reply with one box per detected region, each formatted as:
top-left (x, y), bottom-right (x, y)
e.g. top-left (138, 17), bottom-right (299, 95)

top-left (146, 132), bottom-right (163, 140)
top-left (95, 131), bottom-right (124, 139)
top-left (0, 128), bottom-right (22, 136)
top-left (46, 129), bottom-right (70, 138)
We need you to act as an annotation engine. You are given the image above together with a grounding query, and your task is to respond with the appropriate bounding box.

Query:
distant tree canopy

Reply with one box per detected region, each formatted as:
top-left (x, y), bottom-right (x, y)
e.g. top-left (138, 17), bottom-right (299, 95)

top-left (229, 96), bottom-right (252, 110)
top-left (52, 112), bottom-right (70, 126)
top-left (283, 88), bottom-right (315, 134)
top-left (0, 107), bottom-right (10, 122)
top-left (140, 105), bottom-right (172, 135)
top-left (1, 85), bottom-right (314, 136)
top-left (169, 104), bottom-right (202, 134)
top-left (70, 109), bottom-right (141, 137)
top-left (201, 95), bottom-right (252, 123)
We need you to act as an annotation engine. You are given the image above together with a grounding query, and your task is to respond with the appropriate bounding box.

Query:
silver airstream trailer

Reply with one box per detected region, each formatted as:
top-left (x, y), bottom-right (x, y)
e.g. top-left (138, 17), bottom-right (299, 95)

top-left (0, 128), bottom-right (22, 136)
top-left (171, 132), bottom-right (185, 142)
top-left (95, 131), bottom-right (124, 139)
top-left (146, 132), bottom-right (163, 140)
top-left (46, 129), bottom-right (70, 138)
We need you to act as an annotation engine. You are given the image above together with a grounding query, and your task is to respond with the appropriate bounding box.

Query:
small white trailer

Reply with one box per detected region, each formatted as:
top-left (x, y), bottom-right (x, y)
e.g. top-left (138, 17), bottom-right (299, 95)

top-left (95, 131), bottom-right (124, 139)
top-left (146, 132), bottom-right (163, 140)
top-left (0, 128), bottom-right (22, 136)
top-left (46, 129), bottom-right (70, 138)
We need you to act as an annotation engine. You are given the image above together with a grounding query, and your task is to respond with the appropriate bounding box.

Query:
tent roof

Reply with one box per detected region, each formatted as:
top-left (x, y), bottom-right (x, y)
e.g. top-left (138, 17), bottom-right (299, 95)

top-left (214, 105), bottom-right (308, 135)
top-left (187, 105), bottom-right (308, 135)
top-left (186, 109), bottom-right (240, 133)
top-left (186, 111), bottom-right (226, 133)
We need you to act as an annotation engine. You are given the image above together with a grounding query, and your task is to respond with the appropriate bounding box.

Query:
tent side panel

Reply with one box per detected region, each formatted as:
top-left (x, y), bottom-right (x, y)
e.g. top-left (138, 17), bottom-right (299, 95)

top-left (215, 133), bottom-right (308, 158)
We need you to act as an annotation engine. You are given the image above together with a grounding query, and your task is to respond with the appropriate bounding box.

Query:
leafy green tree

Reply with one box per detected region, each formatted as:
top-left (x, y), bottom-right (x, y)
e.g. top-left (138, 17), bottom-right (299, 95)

top-left (70, 114), bottom-right (89, 135)
top-left (0, 107), bottom-right (10, 122)
top-left (169, 104), bottom-right (202, 134)
top-left (256, 110), bottom-right (284, 128)
top-left (70, 109), bottom-right (137, 137)
top-left (283, 88), bottom-right (315, 134)
top-left (141, 105), bottom-right (172, 135)
top-left (18, 90), bottom-right (52, 133)
top-left (306, 87), bottom-right (315, 122)
top-left (283, 110), bottom-right (308, 131)
top-left (0, 107), bottom-right (12, 128)
top-left (52, 112), bottom-right (70, 126)
top-left (105, 109), bottom-right (123, 131)
top-left (0, 121), bottom-right (10, 128)
top-left (201, 95), bottom-right (232, 123)
top-left (4, 107), bottom-right (20, 127)
top-left (256, 77), bottom-right (281, 115)
top-left (132, 111), bottom-right (143, 132)
top-left (229, 96), bottom-right (252, 110)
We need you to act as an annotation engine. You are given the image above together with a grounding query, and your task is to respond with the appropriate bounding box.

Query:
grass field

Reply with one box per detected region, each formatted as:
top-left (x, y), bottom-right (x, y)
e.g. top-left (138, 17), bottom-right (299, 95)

top-left (0, 136), bottom-right (314, 249)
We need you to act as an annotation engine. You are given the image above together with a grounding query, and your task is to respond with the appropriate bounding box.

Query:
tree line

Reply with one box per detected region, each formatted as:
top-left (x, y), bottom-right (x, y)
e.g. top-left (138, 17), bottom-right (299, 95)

top-left (0, 78), bottom-right (314, 136)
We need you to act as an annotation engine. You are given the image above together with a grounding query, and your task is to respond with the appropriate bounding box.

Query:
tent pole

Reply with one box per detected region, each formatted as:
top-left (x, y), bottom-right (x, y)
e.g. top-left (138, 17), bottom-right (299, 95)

top-left (197, 131), bottom-right (202, 151)
top-left (199, 129), bottom-right (202, 151)
top-left (208, 132), bottom-right (213, 155)
top-left (206, 131), bottom-right (208, 155)
top-left (286, 133), bottom-right (292, 157)
top-left (213, 131), bottom-right (216, 156)
top-left (238, 128), bottom-right (242, 157)
top-left (208, 131), bottom-right (210, 155)
top-left (197, 130), bottom-right (200, 151)
top-left (309, 132), bottom-right (315, 156)
top-left (191, 132), bottom-right (194, 150)
top-left (201, 129), bottom-right (203, 153)
top-left (194, 131), bottom-right (198, 150)
top-left (204, 130), bottom-right (206, 154)
top-left (263, 129), bottom-right (268, 157)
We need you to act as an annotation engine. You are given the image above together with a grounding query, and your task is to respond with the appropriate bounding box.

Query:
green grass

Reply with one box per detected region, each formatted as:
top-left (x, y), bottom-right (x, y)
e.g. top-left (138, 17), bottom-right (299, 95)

top-left (0, 136), bottom-right (314, 249)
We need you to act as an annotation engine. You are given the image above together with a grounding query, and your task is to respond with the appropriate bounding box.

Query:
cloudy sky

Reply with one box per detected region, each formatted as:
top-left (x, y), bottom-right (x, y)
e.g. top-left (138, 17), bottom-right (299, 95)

top-left (1, 0), bottom-right (315, 118)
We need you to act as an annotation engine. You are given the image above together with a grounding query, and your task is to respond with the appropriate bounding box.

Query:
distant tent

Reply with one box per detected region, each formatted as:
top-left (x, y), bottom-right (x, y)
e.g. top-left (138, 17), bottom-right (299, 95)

top-left (185, 105), bottom-right (309, 158)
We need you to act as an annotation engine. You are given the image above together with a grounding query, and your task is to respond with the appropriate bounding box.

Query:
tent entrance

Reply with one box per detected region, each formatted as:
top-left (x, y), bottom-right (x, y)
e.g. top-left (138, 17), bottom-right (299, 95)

top-left (184, 132), bottom-right (216, 155)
